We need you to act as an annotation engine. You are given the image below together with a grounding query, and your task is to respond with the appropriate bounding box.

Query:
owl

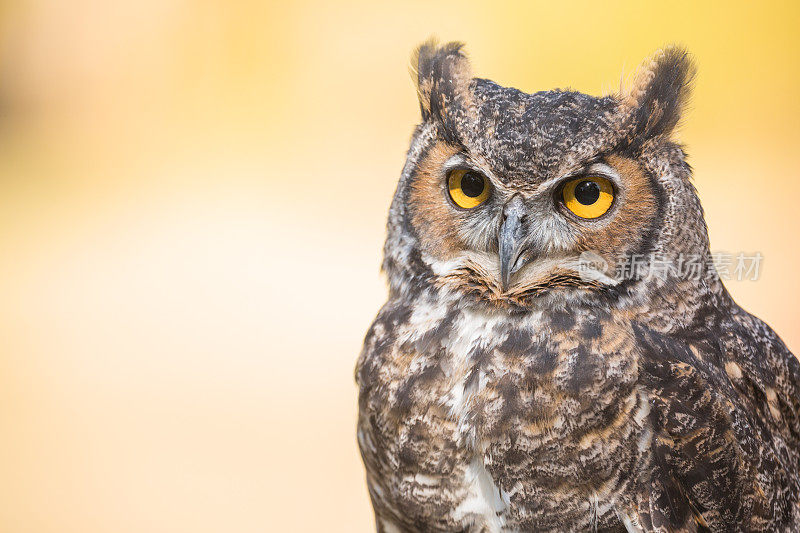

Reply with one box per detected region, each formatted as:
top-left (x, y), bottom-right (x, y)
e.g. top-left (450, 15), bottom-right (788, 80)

top-left (355, 42), bottom-right (800, 532)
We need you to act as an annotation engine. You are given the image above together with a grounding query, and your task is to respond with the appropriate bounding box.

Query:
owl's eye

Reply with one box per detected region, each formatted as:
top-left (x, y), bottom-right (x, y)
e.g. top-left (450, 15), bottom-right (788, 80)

top-left (561, 176), bottom-right (614, 219)
top-left (447, 169), bottom-right (491, 209)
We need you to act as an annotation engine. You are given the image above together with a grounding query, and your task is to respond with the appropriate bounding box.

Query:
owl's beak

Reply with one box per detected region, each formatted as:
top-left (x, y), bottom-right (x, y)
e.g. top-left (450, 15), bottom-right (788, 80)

top-left (498, 195), bottom-right (527, 292)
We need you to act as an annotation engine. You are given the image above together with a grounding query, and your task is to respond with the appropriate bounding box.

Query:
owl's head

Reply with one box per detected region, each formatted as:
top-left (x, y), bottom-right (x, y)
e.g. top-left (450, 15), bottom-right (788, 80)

top-left (385, 42), bottom-right (709, 310)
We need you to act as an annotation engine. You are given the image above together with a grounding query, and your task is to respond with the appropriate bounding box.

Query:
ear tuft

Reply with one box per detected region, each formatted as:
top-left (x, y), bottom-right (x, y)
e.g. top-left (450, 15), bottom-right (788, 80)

top-left (623, 46), bottom-right (696, 144)
top-left (411, 39), bottom-right (472, 124)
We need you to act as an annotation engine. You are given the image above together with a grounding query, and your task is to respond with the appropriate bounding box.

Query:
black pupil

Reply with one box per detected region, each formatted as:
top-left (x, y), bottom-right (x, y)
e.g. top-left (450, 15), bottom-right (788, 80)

top-left (574, 180), bottom-right (600, 205)
top-left (460, 172), bottom-right (485, 197)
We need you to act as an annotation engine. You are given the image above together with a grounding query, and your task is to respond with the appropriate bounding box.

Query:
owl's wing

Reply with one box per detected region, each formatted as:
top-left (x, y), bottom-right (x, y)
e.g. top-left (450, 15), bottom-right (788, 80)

top-left (631, 318), bottom-right (800, 532)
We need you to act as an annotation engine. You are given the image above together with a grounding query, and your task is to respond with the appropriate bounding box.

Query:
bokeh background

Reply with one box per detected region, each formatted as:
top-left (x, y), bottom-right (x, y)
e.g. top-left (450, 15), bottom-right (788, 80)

top-left (0, 1), bottom-right (798, 531)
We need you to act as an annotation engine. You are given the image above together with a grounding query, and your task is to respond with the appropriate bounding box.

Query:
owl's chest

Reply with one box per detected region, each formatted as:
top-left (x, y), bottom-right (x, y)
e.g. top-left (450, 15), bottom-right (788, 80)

top-left (358, 300), bottom-right (644, 529)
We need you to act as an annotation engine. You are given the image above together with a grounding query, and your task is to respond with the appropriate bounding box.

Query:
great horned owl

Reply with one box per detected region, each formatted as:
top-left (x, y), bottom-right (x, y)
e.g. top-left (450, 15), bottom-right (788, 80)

top-left (355, 42), bottom-right (800, 532)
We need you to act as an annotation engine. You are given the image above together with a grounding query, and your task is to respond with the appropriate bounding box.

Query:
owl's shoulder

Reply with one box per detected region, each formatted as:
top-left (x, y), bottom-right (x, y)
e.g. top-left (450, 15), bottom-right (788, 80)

top-left (629, 308), bottom-right (800, 529)
top-left (634, 304), bottom-right (799, 448)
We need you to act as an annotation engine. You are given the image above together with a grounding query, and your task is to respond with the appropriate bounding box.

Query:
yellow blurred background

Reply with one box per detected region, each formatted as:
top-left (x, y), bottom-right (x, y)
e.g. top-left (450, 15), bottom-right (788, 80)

top-left (0, 1), bottom-right (797, 531)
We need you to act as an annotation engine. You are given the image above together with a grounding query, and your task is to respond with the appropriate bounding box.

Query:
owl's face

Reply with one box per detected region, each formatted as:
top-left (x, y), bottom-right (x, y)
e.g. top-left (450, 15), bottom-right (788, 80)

top-left (385, 43), bottom-right (706, 309)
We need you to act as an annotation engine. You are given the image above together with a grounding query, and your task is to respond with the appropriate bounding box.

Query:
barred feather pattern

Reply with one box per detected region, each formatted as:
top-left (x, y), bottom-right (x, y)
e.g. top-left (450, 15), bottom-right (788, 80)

top-left (356, 281), bottom-right (800, 531)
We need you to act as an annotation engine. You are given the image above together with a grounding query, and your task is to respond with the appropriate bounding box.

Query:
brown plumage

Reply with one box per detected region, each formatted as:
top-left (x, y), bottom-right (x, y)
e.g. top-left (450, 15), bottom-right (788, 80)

top-left (356, 42), bottom-right (800, 532)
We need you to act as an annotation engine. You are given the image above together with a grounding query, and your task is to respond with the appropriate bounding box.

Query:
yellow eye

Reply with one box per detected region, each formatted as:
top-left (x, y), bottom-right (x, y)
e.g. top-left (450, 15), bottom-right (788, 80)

top-left (561, 176), bottom-right (614, 219)
top-left (447, 169), bottom-right (491, 209)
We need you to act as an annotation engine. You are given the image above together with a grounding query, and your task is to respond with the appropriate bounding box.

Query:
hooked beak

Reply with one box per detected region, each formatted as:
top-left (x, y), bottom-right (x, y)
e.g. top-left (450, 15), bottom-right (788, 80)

top-left (499, 195), bottom-right (528, 292)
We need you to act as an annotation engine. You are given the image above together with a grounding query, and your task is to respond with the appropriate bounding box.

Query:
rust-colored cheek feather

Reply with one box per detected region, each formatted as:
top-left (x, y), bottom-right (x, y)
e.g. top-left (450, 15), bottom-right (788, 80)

top-left (356, 42), bottom-right (800, 532)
